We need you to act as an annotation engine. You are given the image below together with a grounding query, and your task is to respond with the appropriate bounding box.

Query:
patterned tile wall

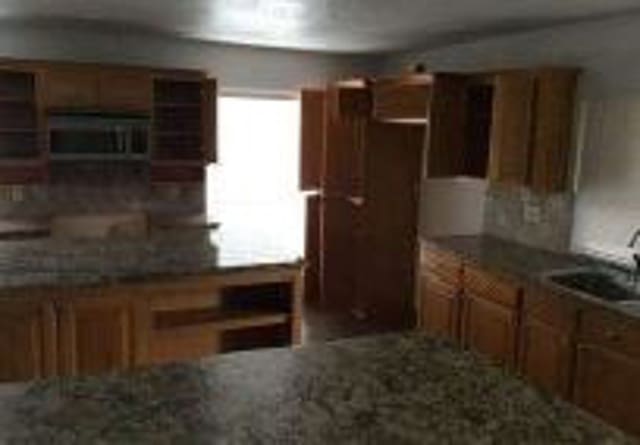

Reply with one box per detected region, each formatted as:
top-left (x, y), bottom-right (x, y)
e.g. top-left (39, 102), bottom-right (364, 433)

top-left (0, 162), bottom-right (205, 223)
top-left (484, 184), bottom-right (575, 252)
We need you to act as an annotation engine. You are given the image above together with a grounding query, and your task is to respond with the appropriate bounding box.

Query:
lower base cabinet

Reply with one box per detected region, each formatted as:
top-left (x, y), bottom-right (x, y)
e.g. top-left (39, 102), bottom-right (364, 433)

top-left (58, 290), bottom-right (135, 377)
top-left (518, 287), bottom-right (577, 398)
top-left (420, 245), bottom-right (640, 438)
top-left (0, 299), bottom-right (56, 382)
top-left (573, 310), bottom-right (640, 437)
top-left (462, 294), bottom-right (518, 368)
top-left (0, 267), bottom-right (303, 383)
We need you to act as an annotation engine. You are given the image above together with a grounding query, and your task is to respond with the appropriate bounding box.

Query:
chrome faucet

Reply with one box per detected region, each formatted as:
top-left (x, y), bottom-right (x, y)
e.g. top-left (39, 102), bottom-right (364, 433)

top-left (627, 229), bottom-right (640, 284)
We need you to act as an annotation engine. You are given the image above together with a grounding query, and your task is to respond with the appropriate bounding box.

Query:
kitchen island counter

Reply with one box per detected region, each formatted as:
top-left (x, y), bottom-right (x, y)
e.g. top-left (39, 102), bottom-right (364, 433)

top-left (0, 333), bottom-right (634, 444)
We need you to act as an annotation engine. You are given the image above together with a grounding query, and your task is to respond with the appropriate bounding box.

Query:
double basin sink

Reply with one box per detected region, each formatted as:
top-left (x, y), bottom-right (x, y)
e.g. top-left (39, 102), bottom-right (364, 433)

top-left (546, 266), bottom-right (640, 310)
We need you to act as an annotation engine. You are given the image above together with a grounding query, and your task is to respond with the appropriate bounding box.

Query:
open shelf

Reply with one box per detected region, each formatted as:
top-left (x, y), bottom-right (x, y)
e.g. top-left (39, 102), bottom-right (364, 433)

top-left (154, 307), bottom-right (289, 332)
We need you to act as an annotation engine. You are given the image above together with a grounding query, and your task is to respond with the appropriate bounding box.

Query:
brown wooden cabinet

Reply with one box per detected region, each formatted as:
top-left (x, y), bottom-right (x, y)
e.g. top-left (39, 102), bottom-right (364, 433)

top-left (419, 246), bottom-right (464, 341)
top-left (529, 69), bottom-right (579, 193)
top-left (300, 89), bottom-right (326, 191)
top-left (519, 286), bottom-right (578, 397)
top-left (573, 309), bottom-right (640, 437)
top-left (98, 69), bottom-right (152, 112)
top-left (488, 70), bottom-right (535, 186)
top-left (0, 299), bottom-right (56, 382)
top-left (58, 289), bottom-right (135, 377)
top-left (0, 67), bottom-right (47, 184)
top-left (44, 66), bottom-right (100, 109)
top-left (151, 75), bottom-right (216, 183)
top-left (461, 265), bottom-right (521, 368)
top-left (489, 68), bottom-right (578, 191)
top-left (373, 75), bottom-right (432, 123)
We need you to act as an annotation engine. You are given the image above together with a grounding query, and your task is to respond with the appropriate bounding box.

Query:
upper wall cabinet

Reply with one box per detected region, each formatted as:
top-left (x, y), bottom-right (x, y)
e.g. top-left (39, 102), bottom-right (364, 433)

top-left (300, 89), bottom-right (326, 191)
top-left (488, 70), bottom-right (536, 186)
top-left (489, 68), bottom-right (579, 192)
top-left (98, 69), bottom-right (153, 112)
top-left (0, 67), bottom-right (47, 184)
top-left (373, 74), bottom-right (432, 124)
top-left (43, 66), bottom-right (153, 112)
top-left (328, 79), bottom-right (371, 120)
top-left (43, 67), bottom-right (100, 109)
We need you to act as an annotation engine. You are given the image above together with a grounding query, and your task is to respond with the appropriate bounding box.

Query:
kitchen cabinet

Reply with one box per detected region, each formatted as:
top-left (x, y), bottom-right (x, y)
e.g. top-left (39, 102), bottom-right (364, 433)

top-left (58, 288), bottom-right (135, 376)
top-left (489, 68), bottom-right (578, 191)
top-left (98, 69), bottom-right (152, 112)
top-left (151, 75), bottom-right (216, 183)
top-left (304, 194), bottom-right (322, 303)
top-left (0, 67), bottom-right (46, 184)
top-left (488, 70), bottom-right (535, 186)
top-left (574, 309), bottom-right (640, 437)
top-left (529, 68), bottom-right (579, 193)
top-left (44, 66), bottom-right (100, 109)
top-left (519, 286), bottom-right (578, 397)
top-left (461, 265), bottom-right (521, 368)
top-left (0, 298), bottom-right (56, 382)
top-left (300, 89), bottom-right (326, 191)
top-left (373, 74), bottom-right (432, 123)
top-left (328, 79), bottom-right (371, 120)
top-left (324, 83), bottom-right (368, 197)
top-left (419, 246), bottom-right (463, 340)
top-left (357, 122), bottom-right (424, 327)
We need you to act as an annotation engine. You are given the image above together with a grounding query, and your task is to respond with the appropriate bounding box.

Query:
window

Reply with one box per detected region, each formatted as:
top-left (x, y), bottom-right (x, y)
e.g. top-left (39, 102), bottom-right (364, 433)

top-left (207, 95), bottom-right (304, 259)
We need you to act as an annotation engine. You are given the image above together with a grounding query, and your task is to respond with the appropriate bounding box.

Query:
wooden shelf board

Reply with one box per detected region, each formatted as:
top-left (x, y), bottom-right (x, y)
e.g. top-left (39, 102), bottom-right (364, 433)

top-left (154, 308), bottom-right (290, 332)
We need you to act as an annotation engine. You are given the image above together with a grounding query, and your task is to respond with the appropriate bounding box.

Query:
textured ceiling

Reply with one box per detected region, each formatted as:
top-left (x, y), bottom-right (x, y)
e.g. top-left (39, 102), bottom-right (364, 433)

top-left (1, 0), bottom-right (640, 53)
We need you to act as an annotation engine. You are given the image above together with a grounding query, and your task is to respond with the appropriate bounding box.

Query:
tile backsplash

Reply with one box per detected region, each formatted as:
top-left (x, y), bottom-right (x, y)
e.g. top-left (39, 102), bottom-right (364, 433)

top-left (484, 184), bottom-right (575, 252)
top-left (0, 162), bottom-right (205, 227)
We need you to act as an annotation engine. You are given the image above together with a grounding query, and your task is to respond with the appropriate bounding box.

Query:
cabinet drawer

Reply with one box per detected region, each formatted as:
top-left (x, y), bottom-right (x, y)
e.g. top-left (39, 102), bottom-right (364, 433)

top-left (579, 309), bottom-right (640, 359)
top-left (523, 286), bottom-right (578, 330)
top-left (464, 264), bottom-right (520, 308)
top-left (420, 246), bottom-right (462, 283)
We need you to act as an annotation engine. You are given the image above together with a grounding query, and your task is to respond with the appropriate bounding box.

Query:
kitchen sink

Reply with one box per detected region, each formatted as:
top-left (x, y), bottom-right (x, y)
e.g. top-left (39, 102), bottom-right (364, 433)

top-left (546, 269), bottom-right (640, 302)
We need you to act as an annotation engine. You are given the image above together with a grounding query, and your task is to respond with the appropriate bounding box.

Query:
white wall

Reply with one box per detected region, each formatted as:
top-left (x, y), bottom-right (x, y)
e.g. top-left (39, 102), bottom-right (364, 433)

top-left (0, 22), bottom-right (377, 92)
top-left (386, 13), bottom-right (640, 262)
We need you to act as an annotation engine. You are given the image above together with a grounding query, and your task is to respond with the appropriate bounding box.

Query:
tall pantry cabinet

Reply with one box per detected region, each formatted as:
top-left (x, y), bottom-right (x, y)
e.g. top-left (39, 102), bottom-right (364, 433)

top-left (300, 80), bottom-right (425, 328)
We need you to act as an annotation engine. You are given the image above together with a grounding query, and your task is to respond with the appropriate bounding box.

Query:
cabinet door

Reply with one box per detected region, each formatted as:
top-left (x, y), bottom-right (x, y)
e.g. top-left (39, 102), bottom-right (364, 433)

top-left (420, 272), bottom-right (460, 341)
top-left (357, 122), bottom-right (424, 328)
top-left (519, 317), bottom-right (573, 397)
top-left (462, 294), bottom-right (518, 368)
top-left (373, 76), bottom-right (431, 122)
top-left (98, 69), bottom-right (152, 112)
top-left (321, 197), bottom-right (360, 311)
top-left (58, 291), bottom-right (133, 376)
top-left (529, 69), bottom-right (578, 193)
top-left (324, 87), bottom-right (366, 196)
top-left (304, 194), bottom-right (322, 303)
top-left (427, 74), bottom-right (469, 177)
top-left (489, 71), bottom-right (535, 186)
top-left (44, 67), bottom-right (99, 109)
top-left (0, 300), bottom-right (56, 382)
top-left (201, 78), bottom-right (217, 163)
top-left (574, 345), bottom-right (640, 437)
top-left (300, 89), bottom-right (326, 191)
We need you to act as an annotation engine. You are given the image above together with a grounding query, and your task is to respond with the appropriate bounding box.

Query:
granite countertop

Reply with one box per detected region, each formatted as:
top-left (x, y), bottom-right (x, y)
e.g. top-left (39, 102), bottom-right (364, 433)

top-left (0, 333), bottom-right (634, 444)
top-left (424, 235), bottom-right (640, 319)
top-left (0, 227), bottom-right (303, 291)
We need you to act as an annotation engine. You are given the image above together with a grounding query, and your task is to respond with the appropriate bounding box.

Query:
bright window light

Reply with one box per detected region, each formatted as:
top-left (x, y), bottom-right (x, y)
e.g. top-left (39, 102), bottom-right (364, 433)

top-left (207, 95), bottom-right (304, 259)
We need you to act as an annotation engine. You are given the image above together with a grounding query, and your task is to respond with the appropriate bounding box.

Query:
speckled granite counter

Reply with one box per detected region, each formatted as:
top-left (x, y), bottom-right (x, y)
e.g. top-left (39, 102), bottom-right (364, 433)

top-left (0, 333), bottom-right (634, 444)
top-left (0, 228), bottom-right (303, 291)
top-left (423, 235), bottom-right (640, 319)
top-left (423, 235), bottom-right (589, 282)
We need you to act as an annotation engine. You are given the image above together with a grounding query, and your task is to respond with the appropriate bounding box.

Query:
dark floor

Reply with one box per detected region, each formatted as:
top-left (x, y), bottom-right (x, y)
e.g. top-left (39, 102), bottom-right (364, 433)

top-left (302, 299), bottom-right (409, 344)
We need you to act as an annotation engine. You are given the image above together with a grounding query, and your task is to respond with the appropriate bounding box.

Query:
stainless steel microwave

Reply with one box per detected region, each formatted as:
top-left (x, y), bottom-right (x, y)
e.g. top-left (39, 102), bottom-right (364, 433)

top-left (48, 112), bottom-right (150, 161)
